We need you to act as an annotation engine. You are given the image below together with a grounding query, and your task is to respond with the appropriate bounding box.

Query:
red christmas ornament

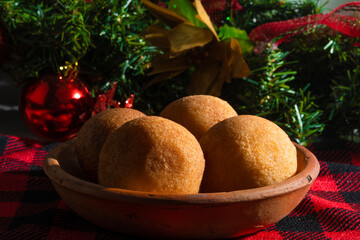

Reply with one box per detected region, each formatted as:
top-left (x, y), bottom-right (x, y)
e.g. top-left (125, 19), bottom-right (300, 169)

top-left (20, 72), bottom-right (94, 142)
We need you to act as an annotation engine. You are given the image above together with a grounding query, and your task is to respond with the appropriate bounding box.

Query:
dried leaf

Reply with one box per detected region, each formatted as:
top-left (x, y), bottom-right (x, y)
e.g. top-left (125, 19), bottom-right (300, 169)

top-left (218, 42), bottom-right (232, 84)
top-left (167, 23), bottom-right (213, 54)
top-left (141, 0), bottom-right (189, 27)
top-left (187, 57), bottom-right (223, 96)
top-left (208, 40), bottom-right (226, 61)
top-left (226, 38), bottom-right (250, 79)
top-left (193, 0), bottom-right (219, 41)
top-left (146, 70), bottom-right (186, 87)
top-left (187, 39), bottom-right (250, 96)
top-left (207, 41), bottom-right (232, 92)
top-left (143, 25), bottom-right (170, 49)
top-left (148, 55), bottom-right (192, 75)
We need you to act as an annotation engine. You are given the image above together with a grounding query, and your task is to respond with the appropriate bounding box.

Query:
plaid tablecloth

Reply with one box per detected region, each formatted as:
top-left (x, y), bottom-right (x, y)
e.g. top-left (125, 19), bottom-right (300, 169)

top-left (0, 134), bottom-right (359, 239)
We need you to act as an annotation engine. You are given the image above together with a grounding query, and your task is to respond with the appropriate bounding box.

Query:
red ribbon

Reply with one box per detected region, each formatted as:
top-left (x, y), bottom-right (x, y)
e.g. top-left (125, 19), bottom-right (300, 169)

top-left (249, 2), bottom-right (360, 54)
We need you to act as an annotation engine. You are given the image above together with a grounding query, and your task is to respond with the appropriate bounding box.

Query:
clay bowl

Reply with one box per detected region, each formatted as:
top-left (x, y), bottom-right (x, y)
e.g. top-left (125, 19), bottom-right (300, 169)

top-left (43, 139), bottom-right (319, 239)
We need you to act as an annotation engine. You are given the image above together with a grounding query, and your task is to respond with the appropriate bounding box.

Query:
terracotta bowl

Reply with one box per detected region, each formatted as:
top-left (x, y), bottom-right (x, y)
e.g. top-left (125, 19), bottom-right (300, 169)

top-left (43, 139), bottom-right (319, 239)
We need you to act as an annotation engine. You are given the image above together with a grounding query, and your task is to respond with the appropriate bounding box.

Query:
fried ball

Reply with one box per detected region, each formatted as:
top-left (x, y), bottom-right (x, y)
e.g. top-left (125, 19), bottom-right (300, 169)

top-left (160, 95), bottom-right (237, 140)
top-left (98, 116), bottom-right (205, 194)
top-left (199, 115), bottom-right (297, 192)
top-left (75, 108), bottom-right (145, 182)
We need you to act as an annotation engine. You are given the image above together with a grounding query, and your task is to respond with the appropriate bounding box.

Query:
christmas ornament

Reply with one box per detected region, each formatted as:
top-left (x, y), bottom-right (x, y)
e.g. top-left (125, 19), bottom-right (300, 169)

top-left (20, 72), bottom-right (93, 142)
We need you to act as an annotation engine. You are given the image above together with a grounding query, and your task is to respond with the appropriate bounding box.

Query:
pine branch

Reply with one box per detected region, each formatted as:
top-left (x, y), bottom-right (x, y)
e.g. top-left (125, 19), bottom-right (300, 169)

top-left (0, 0), bottom-right (156, 89)
top-left (222, 48), bottom-right (324, 146)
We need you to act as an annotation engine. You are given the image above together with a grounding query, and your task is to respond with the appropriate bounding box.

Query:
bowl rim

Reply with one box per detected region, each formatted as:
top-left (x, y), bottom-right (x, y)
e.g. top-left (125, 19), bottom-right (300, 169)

top-left (43, 140), bottom-right (320, 204)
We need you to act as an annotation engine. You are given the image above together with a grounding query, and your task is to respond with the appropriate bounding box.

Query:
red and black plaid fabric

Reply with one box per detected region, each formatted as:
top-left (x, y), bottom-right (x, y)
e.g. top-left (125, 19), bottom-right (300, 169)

top-left (0, 134), bottom-right (359, 239)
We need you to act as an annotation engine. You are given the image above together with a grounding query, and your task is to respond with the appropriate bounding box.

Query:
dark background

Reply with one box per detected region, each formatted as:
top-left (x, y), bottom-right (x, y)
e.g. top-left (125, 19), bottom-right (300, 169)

top-left (0, 71), bottom-right (37, 139)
